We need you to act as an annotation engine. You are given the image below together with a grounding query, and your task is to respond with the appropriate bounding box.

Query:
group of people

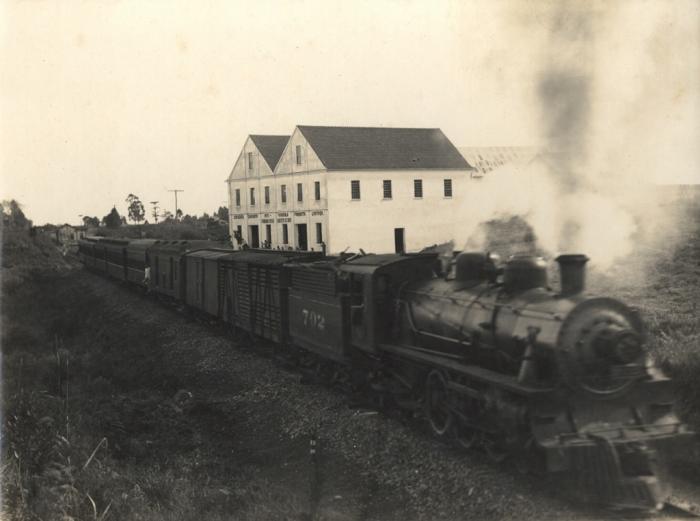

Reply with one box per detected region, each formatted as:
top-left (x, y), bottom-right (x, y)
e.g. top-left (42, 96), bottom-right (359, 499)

top-left (232, 231), bottom-right (326, 255)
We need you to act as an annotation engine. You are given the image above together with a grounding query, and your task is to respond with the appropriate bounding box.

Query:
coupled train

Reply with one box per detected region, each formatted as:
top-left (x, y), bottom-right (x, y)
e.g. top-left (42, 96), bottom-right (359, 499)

top-left (77, 236), bottom-right (693, 510)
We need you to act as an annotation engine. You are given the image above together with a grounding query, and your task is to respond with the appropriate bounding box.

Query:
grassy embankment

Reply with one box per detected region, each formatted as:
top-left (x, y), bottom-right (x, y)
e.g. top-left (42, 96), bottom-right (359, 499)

top-left (0, 229), bottom-right (266, 520)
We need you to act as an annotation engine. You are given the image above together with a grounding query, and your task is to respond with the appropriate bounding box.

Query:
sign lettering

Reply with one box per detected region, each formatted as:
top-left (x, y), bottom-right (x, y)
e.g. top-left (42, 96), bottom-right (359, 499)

top-left (302, 309), bottom-right (325, 331)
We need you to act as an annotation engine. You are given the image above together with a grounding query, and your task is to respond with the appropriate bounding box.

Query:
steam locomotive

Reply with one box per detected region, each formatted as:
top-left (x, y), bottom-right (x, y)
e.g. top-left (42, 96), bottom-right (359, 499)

top-left (77, 237), bottom-right (693, 510)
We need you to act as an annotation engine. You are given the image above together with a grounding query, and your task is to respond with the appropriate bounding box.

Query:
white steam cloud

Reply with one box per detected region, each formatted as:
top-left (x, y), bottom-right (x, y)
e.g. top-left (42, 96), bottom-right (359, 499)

top-left (454, 1), bottom-right (699, 270)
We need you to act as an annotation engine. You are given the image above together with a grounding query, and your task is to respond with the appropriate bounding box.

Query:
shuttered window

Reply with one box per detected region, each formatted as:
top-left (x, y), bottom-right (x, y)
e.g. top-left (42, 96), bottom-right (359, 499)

top-left (414, 179), bottom-right (423, 198)
top-left (351, 180), bottom-right (360, 200)
top-left (250, 187), bottom-right (255, 206)
top-left (295, 145), bottom-right (302, 165)
top-left (383, 180), bottom-right (392, 199)
top-left (281, 184), bottom-right (287, 203)
top-left (264, 186), bottom-right (270, 205)
top-left (297, 183), bottom-right (303, 202)
top-left (444, 178), bottom-right (453, 197)
top-left (314, 181), bottom-right (321, 201)
top-left (235, 189), bottom-right (240, 207)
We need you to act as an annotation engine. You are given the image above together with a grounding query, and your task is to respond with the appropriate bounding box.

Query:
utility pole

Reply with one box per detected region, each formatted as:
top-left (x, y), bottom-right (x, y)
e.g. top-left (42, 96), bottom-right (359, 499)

top-left (150, 201), bottom-right (159, 224)
top-left (168, 189), bottom-right (184, 220)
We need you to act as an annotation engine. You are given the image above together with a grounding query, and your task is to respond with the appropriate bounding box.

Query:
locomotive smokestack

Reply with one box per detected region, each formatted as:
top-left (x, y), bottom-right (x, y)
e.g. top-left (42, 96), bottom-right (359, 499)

top-left (556, 254), bottom-right (589, 296)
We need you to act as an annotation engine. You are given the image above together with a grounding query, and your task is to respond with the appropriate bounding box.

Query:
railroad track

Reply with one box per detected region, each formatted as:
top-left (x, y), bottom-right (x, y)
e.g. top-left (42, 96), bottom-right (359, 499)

top-left (659, 501), bottom-right (700, 519)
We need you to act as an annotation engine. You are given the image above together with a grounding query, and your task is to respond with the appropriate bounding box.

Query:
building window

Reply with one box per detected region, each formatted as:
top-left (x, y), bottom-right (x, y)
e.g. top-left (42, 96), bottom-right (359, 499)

top-left (314, 181), bottom-right (320, 201)
top-left (264, 186), bottom-right (270, 205)
top-left (414, 179), bottom-right (423, 198)
top-left (383, 180), bottom-right (392, 199)
top-left (235, 189), bottom-right (241, 207)
top-left (250, 187), bottom-right (256, 206)
top-left (351, 180), bottom-right (360, 200)
top-left (444, 178), bottom-right (453, 198)
top-left (282, 223), bottom-right (289, 244)
top-left (265, 224), bottom-right (271, 244)
top-left (248, 152), bottom-right (254, 171)
top-left (281, 184), bottom-right (287, 203)
top-left (316, 222), bottom-right (323, 244)
top-left (295, 145), bottom-right (302, 165)
top-left (297, 183), bottom-right (303, 202)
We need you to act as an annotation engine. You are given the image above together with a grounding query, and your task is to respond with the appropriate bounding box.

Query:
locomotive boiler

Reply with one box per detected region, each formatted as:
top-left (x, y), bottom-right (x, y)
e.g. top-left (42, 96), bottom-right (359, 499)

top-left (388, 252), bottom-right (692, 508)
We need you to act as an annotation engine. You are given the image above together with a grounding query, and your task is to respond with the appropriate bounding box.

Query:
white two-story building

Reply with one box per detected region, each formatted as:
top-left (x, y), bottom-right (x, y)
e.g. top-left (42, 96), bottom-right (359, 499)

top-left (227, 125), bottom-right (474, 254)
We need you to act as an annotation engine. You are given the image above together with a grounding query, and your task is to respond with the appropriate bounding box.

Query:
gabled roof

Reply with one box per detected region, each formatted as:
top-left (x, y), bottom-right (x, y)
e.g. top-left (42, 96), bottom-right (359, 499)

top-left (296, 125), bottom-right (472, 170)
top-left (249, 135), bottom-right (290, 170)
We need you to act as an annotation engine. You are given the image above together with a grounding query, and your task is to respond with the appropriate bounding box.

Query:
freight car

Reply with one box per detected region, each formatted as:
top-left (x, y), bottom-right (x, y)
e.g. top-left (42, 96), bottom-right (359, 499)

top-left (76, 239), bottom-right (693, 511)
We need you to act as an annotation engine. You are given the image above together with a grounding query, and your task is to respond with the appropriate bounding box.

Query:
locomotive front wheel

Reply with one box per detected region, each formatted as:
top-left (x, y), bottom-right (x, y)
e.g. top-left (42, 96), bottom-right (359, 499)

top-left (425, 370), bottom-right (453, 437)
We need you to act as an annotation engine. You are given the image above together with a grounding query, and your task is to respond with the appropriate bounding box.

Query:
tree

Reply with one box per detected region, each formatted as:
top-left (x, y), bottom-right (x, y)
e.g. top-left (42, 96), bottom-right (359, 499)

top-left (176, 208), bottom-right (183, 220)
top-left (161, 210), bottom-right (174, 222)
top-left (102, 207), bottom-right (122, 228)
top-left (215, 206), bottom-right (229, 222)
top-left (82, 216), bottom-right (100, 227)
top-left (1, 199), bottom-right (32, 229)
top-left (126, 194), bottom-right (145, 224)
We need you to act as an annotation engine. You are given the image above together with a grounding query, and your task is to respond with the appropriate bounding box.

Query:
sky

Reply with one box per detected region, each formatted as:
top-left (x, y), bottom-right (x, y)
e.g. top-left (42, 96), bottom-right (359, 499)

top-left (1, 0), bottom-right (699, 225)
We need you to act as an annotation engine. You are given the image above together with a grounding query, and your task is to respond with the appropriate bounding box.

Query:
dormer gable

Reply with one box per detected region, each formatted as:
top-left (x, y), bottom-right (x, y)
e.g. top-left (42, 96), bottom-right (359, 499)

top-left (228, 134), bottom-right (290, 181)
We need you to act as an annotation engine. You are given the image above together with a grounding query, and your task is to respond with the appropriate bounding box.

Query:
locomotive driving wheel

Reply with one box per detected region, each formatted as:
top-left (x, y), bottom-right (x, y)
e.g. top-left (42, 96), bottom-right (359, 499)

top-left (482, 433), bottom-right (508, 463)
top-left (451, 421), bottom-right (479, 449)
top-left (425, 370), bottom-right (454, 437)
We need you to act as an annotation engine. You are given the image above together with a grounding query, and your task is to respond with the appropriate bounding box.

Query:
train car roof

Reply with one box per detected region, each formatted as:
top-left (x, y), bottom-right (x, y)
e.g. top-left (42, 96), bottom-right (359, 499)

top-left (99, 237), bottom-right (131, 245)
top-left (185, 248), bottom-right (235, 260)
top-left (222, 249), bottom-right (322, 266)
top-left (147, 240), bottom-right (222, 254)
top-left (338, 253), bottom-right (437, 274)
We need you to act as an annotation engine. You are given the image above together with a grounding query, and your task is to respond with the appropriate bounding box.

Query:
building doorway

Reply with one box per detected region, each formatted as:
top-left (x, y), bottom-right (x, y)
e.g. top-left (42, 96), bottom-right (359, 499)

top-left (296, 224), bottom-right (308, 251)
top-left (249, 225), bottom-right (260, 248)
top-left (394, 228), bottom-right (405, 254)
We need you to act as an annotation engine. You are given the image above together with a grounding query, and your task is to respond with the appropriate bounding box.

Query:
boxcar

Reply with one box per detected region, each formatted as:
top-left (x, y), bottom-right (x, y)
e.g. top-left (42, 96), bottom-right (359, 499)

top-left (183, 249), bottom-right (232, 317)
top-left (125, 239), bottom-right (159, 285)
top-left (103, 238), bottom-right (130, 280)
top-left (220, 250), bottom-right (321, 343)
top-left (147, 240), bottom-right (219, 300)
top-left (77, 237), bottom-right (102, 270)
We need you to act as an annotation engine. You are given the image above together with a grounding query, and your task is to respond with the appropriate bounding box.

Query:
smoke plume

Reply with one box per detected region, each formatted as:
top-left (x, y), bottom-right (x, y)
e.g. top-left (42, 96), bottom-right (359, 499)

top-left (455, 1), bottom-right (699, 270)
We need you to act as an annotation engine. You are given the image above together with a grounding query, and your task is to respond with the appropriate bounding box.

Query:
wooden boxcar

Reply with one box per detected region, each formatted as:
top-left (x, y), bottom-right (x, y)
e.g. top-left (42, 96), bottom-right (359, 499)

top-left (125, 239), bottom-right (159, 285)
top-left (147, 240), bottom-right (219, 300)
top-left (102, 238), bottom-right (130, 280)
top-left (77, 237), bottom-right (102, 270)
top-left (183, 249), bottom-right (232, 317)
top-left (220, 250), bottom-right (321, 343)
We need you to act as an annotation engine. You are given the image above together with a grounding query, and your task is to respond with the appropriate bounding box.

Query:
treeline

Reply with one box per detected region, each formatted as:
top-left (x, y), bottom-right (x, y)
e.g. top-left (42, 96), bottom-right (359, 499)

top-left (79, 194), bottom-right (231, 242)
top-left (82, 194), bottom-right (229, 229)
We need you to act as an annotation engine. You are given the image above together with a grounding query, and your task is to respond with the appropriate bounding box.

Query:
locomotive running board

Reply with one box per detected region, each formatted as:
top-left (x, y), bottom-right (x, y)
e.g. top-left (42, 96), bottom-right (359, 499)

top-left (378, 343), bottom-right (553, 396)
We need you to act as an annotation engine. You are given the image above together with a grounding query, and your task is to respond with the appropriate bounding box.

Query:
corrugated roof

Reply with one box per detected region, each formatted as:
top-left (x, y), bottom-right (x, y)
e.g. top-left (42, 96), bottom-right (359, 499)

top-left (249, 135), bottom-right (290, 170)
top-left (297, 126), bottom-right (472, 170)
top-left (458, 146), bottom-right (538, 177)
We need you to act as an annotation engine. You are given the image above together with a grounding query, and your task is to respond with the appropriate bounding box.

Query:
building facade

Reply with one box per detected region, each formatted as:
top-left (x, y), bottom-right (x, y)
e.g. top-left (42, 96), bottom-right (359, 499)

top-left (227, 126), bottom-right (473, 254)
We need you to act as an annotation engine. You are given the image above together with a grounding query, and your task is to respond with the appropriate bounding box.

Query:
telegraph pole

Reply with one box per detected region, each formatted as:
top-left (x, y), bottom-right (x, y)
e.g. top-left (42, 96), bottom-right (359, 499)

top-left (149, 201), bottom-right (159, 224)
top-left (168, 189), bottom-right (184, 220)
